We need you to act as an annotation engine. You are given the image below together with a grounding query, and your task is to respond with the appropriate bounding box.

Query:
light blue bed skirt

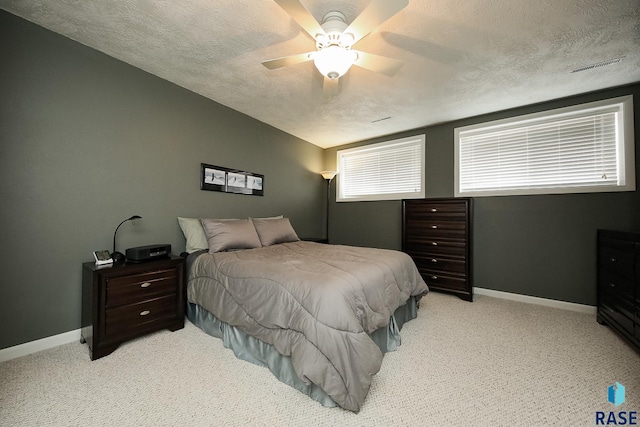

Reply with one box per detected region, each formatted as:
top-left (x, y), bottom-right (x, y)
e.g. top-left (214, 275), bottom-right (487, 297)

top-left (187, 296), bottom-right (419, 408)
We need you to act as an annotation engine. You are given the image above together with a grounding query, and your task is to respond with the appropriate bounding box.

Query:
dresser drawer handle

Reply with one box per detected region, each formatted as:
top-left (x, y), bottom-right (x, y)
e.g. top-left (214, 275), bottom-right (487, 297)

top-left (610, 257), bottom-right (617, 263)
top-left (431, 225), bottom-right (438, 229)
top-left (431, 258), bottom-right (438, 263)
top-left (140, 310), bottom-right (151, 316)
top-left (431, 242), bottom-right (438, 246)
top-left (431, 208), bottom-right (437, 212)
top-left (431, 275), bottom-right (438, 280)
top-left (140, 282), bottom-right (151, 288)
top-left (608, 283), bottom-right (615, 288)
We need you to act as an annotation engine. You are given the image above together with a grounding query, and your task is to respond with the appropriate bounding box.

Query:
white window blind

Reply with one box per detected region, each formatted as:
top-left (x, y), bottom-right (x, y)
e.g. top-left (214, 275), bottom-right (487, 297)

top-left (455, 96), bottom-right (635, 197)
top-left (337, 135), bottom-right (425, 202)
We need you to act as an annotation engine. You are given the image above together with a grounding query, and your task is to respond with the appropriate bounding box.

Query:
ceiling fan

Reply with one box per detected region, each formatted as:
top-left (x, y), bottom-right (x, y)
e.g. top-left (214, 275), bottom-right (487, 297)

top-left (262, 0), bottom-right (409, 84)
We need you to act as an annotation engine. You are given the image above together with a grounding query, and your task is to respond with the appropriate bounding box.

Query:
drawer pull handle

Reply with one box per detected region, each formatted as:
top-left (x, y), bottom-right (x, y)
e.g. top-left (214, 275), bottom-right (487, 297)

top-left (610, 257), bottom-right (616, 263)
top-left (608, 283), bottom-right (615, 288)
top-left (140, 282), bottom-right (151, 288)
top-left (432, 242), bottom-right (438, 246)
top-left (140, 310), bottom-right (151, 316)
top-left (431, 258), bottom-right (438, 263)
top-left (431, 208), bottom-right (437, 212)
top-left (431, 225), bottom-right (438, 229)
top-left (431, 275), bottom-right (438, 280)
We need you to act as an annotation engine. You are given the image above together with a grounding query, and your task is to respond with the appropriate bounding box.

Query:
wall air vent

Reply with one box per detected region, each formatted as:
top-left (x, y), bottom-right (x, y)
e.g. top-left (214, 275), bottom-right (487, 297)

top-left (571, 56), bottom-right (625, 73)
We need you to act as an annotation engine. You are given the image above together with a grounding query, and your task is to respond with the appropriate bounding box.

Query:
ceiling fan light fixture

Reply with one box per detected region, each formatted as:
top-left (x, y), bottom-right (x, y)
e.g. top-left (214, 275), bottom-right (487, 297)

top-left (313, 45), bottom-right (357, 80)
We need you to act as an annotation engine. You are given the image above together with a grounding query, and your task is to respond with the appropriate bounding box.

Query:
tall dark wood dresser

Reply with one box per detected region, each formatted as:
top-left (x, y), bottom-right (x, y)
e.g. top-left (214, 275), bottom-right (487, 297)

top-left (402, 198), bottom-right (473, 301)
top-left (597, 229), bottom-right (640, 352)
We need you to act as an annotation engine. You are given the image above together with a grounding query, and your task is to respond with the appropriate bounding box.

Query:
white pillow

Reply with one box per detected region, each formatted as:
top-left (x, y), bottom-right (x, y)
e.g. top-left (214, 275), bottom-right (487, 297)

top-left (178, 217), bottom-right (209, 253)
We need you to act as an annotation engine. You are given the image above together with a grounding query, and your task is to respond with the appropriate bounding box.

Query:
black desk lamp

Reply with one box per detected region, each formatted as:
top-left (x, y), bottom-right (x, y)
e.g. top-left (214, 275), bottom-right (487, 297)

top-left (111, 215), bottom-right (142, 263)
top-left (320, 171), bottom-right (337, 242)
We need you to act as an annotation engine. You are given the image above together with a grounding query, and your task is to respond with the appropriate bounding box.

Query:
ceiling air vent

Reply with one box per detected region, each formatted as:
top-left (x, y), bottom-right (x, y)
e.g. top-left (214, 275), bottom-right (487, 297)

top-left (571, 56), bottom-right (625, 73)
top-left (371, 116), bottom-right (392, 123)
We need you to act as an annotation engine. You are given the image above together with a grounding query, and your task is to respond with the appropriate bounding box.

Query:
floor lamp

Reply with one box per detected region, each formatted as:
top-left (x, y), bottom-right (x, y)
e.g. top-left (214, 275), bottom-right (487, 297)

top-left (320, 171), bottom-right (337, 242)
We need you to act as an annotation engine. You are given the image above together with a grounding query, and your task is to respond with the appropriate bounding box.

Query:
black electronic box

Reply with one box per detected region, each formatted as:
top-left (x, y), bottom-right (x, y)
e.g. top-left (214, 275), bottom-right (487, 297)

top-left (126, 244), bottom-right (171, 262)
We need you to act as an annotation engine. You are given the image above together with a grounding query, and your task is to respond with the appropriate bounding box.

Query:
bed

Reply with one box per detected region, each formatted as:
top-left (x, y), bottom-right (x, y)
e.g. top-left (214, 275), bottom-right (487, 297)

top-left (179, 216), bottom-right (429, 412)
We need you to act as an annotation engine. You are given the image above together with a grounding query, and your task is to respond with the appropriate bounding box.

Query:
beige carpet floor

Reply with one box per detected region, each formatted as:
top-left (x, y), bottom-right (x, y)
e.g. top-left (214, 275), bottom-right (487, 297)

top-left (1, 292), bottom-right (639, 426)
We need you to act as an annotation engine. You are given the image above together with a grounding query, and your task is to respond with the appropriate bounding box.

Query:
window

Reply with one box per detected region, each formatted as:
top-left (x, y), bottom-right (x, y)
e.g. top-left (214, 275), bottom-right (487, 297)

top-left (337, 135), bottom-right (425, 202)
top-left (454, 96), bottom-right (635, 197)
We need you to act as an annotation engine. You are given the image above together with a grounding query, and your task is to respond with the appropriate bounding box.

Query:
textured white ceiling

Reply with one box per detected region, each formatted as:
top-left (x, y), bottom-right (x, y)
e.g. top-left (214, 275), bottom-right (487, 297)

top-left (2, 0), bottom-right (639, 148)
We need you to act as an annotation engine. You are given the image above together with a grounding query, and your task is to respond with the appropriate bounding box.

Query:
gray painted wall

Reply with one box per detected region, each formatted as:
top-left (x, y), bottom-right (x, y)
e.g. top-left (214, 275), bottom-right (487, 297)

top-left (325, 83), bottom-right (640, 306)
top-left (0, 11), bottom-right (325, 350)
top-left (2, 8), bottom-right (638, 351)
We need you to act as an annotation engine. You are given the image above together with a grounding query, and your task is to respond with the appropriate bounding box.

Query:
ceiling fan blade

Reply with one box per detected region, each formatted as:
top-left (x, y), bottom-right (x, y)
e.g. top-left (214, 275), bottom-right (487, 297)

top-left (344, 0), bottom-right (409, 45)
top-left (262, 52), bottom-right (314, 70)
top-left (323, 76), bottom-right (340, 98)
top-left (274, 0), bottom-right (326, 40)
top-left (353, 50), bottom-right (403, 76)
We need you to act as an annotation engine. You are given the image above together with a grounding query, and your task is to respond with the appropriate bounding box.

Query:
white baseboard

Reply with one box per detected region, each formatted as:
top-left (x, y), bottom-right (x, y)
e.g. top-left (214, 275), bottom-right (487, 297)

top-left (0, 289), bottom-right (596, 363)
top-left (474, 287), bottom-right (597, 314)
top-left (0, 328), bottom-right (81, 363)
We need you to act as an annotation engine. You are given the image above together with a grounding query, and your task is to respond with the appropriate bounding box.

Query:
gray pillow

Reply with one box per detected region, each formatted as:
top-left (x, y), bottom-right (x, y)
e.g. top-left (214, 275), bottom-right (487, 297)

top-left (201, 218), bottom-right (261, 253)
top-left (252, 217), bottom-right (300, 247)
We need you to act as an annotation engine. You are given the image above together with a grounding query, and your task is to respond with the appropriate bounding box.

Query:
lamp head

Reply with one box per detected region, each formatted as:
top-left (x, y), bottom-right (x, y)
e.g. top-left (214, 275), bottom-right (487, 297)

top-left (320, 171), bottom-right (337, 181)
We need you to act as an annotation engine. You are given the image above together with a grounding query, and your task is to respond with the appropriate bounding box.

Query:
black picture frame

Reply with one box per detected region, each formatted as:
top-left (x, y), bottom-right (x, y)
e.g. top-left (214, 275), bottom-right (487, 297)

top-left (200, 163), bottom-right (264, 196)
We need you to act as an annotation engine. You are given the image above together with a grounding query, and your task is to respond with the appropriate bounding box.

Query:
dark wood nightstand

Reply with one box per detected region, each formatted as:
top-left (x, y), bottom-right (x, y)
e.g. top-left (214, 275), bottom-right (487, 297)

top-left (81, 256), bottom-right (185, 360)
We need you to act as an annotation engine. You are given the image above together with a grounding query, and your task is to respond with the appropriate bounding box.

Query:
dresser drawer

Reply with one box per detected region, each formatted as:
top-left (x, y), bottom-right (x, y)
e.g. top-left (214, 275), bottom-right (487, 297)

top-left (405, 203), bottom-right (467, 221)
top-left (598, 294), bottom-right (635, 336)
top-left (105, 269), bottom-right (178, 308)
top-left (598, 270), bottom-right (634, 300)
top-left (405, 237), bottom-right (466, 257)
top-left (599, 236), bottom-right (636, 252)
top-left (419, 270), bottom-right (468, 292)
top-left (413, 256), bottom-right (466, 276)
top-left (406, 222), bottom-right (466, 239)
top-left (598, 247), bottom-right (635, 281)
top-left (105, 295), bottom-right (177, 338)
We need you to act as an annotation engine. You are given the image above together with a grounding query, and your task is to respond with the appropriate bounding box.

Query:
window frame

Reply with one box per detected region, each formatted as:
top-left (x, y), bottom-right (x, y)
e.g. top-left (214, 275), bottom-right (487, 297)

top-left (336, 135), bottom-right (426, 202)
top-left (454, 95), bottom-right (635, 197)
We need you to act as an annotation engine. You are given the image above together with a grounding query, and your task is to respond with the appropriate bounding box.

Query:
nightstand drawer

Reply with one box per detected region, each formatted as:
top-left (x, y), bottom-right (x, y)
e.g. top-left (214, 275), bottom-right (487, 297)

top-left (106, 269), bottom-right (178, 307)
top-left (105, 295), bottom-right (177, 338)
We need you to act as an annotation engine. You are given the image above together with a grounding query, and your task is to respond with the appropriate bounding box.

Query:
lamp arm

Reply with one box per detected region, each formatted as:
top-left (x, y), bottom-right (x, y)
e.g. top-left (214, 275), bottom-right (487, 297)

top-left (113, 219), bottom-right (130, 254)
top-left (112, 215), bottom-right (142, 255)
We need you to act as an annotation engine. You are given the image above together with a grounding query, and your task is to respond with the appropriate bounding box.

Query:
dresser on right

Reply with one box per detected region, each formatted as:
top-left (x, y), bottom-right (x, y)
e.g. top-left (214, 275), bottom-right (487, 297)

top-left (597, 229), bottom-right (640, 352)
top-left (402, 198), bottom-right (473, 301)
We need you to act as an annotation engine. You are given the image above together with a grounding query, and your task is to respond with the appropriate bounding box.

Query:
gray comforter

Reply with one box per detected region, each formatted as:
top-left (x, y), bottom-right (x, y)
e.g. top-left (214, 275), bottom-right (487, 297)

top-left (187, 241), bottom-right (428, 412)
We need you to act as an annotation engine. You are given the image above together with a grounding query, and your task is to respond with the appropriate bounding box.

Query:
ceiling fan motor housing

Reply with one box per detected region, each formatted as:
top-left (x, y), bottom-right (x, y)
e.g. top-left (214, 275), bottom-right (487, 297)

top-left (313, 11), bottom-right (357, 79)
top-left (316, 11), bottom-right (353, 49)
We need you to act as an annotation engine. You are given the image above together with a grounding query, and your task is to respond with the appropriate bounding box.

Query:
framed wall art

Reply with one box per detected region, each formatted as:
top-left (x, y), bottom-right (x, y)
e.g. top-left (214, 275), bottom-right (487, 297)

top-left (200, 163), bottom-right (264, 196)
